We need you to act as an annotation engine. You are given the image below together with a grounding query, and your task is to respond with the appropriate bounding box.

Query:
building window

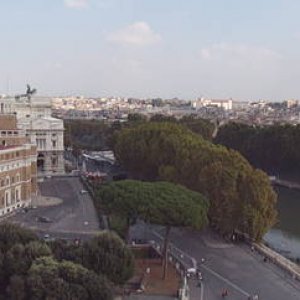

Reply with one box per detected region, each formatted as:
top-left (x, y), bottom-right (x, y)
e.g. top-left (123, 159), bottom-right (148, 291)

top-left (16, 174), bottom-right (20, 182)
top-left (11, 176), bottom-right (14, 184)
top-left (5, 191), bottom-right (10, 206)
top-left (16, 188), bottom-right (20, 202)
top-left (5, 176), bottom-right (10, 186)
top-left (11, 191), bottom-right (15, 202)
top-left (52, 157), bottom-right (58, 167)
top-left (37, 139), bottom-right (46, 149)
top-left (52, 140), bottom-right (57, 148)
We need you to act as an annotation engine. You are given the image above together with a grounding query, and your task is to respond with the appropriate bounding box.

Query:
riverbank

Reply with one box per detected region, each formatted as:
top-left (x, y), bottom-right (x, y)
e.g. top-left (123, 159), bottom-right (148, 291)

top-left (264, 184), bottom-right (300, 266)
top-left (254, 242), bottom-right (300, 280)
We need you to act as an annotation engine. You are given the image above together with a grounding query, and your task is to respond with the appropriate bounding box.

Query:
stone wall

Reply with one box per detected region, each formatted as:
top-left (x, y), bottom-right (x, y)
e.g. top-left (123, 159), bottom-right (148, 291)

top-left (254, 243), bottom-right (300, 281)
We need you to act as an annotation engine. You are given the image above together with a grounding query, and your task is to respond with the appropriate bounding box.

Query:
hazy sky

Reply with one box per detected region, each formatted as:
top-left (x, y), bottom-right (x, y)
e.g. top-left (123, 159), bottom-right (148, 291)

top-left (1, 0), bottom-right (300, 100)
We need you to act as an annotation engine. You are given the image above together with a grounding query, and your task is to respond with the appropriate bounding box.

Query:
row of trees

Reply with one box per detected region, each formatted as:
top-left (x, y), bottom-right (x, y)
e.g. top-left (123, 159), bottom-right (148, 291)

top-left (127, 113), bottom-right (215, 141)
top-left (64, 114), bottom-right (215, 152)
top-left (95, 180), bottom-right (209, 279)
top-left (64, 120), bottom-right (115, 151)
top-left (0, 223), bottom-right (133, 300)
top-left (215, 122), bottom-right (300, 175)
top-left (113, 122), bottom-right (277, 241)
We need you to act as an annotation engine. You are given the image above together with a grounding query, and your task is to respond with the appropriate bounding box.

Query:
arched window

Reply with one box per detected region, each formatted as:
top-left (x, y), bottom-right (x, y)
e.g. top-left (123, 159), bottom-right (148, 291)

top-left (16, 173), bottom-right (20, 182)
top-left (5, 190), bottom-right (10, 206)
top-left (15, 187), bottom-right (20, 202)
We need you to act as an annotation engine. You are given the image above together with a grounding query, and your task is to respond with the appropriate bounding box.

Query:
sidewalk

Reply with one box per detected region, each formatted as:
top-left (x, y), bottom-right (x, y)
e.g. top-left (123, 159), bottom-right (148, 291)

top-left (254, 243), bottom-right (300, 280)
top-left (31, 195), bottom-right (62, 207)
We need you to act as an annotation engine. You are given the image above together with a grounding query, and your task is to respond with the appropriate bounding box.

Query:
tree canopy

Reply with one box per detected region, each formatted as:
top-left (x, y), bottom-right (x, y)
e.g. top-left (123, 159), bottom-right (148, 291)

top-left (113, 122), bottom-right (277, 241)
top-left (25, 257), bottom-right (112, 300)
top-left (97, 179), bottom-right (209, 278)
top-left (215, 122), bottom-right (300, 175)
top-left (64, 119), bottom-right (115, 151)
top-left (64, 114), bottom-right (214, 152)
top-left (49, 232), bottom-right (134, 285)
top-left (81, 232), bottom-right (134, 284)
top-left (97, 179), bottom-right (209, 230)
top-left (0, 223), bottom-right (38, 253)
top-left (0, 223), bottom-right (132, 300)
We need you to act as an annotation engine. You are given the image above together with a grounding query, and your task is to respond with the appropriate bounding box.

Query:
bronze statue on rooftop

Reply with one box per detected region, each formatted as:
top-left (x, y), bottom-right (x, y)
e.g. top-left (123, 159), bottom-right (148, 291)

top-left (15, 84), bottom-right (37, 102)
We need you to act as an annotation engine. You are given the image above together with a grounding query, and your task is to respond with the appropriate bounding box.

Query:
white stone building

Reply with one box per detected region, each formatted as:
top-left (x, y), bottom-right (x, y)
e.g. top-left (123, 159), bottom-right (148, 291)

top-left (0, 96), bottom-right (64, 174)
top-left (192, 98), bottom-right (233, 110)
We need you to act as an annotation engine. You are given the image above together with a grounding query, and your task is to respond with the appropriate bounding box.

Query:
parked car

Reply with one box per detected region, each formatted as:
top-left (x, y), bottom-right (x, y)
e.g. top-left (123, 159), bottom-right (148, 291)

top-left (80, 189), bottom-right (88, 194)
top-left (43, 233), bottom-right (55, 242)
top-left (37, 216), bottom-right (52, 223)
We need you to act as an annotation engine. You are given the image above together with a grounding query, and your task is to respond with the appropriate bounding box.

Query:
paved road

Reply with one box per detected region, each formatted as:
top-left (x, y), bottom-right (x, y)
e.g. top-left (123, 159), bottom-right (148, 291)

top-left (8, 177), bottom-right (101, 240)
top-left (131, 222), bottom-right (300, 300)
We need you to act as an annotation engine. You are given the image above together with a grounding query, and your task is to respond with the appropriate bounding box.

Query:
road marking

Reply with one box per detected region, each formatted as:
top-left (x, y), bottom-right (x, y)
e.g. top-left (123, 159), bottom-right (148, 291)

top-left (200, 282), bottom-right (204, 300)
top-left (201, 264), bottom-right (250, 297)
top-left (152, 230), bottom-right (197, 267)
top-left (151, 228), bottom-right (250, 298)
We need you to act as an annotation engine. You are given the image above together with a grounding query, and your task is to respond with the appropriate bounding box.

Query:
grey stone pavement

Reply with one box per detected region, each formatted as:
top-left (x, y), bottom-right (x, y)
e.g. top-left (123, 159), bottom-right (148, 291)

top-left (7, 177), bottom-right (101, 240)
top-left (131, 222), bottom-right (300, 300)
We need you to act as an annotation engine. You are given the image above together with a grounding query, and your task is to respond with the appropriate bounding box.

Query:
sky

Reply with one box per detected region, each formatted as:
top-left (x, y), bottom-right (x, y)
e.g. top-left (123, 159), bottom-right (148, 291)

top-left (1, 0), bottom-right (300, 100)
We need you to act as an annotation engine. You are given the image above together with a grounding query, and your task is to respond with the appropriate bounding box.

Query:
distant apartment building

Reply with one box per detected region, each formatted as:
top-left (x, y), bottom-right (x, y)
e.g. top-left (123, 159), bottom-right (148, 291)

top-left (232, 101), bottom-right (250, 110)
top-left (0, 114), bottom-right (37, 217)
top-left (0, 96), bottom-right (64, 174)
top-left (192, 98), bottom-right (233, 110)
top-left (285, 99), bottom-right (299, 109)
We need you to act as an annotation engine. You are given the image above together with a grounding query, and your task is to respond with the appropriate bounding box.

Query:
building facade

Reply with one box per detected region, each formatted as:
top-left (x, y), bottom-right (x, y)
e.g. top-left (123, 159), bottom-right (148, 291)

top-left (192, 98), bottom-right (233, 110)
top-left (0, 115), bottom-right (37, 217)
top-left (0, 96), bottom-right (64, 174)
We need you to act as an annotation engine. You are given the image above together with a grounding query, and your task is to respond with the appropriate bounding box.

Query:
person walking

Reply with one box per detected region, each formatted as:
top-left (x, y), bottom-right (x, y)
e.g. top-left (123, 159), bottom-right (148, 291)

top-left (221, 289), bottom-right (228, 297)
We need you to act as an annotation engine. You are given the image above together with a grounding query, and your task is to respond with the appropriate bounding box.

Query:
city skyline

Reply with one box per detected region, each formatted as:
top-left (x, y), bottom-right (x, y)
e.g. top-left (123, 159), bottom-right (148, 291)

top-left (1, 0), bottom-right (300, 100)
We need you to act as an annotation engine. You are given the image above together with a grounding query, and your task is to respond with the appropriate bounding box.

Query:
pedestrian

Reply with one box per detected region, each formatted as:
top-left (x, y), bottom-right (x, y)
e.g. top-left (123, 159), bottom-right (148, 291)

top-left (221, 289), bottom-right (228, 297)
top-left (197, 271), bottom-right (202, 280)
top-left (232, 234), bottom-right (236, 242)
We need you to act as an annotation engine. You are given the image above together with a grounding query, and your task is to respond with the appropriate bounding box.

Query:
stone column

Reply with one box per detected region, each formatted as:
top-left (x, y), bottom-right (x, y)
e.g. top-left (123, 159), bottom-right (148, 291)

top-left (56, 151), bottom-right (65, 174)
top-left (43, 152), bottom-right (52, 174)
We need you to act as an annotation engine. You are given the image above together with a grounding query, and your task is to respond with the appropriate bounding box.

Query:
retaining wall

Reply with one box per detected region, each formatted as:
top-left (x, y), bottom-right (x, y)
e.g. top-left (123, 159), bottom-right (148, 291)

top-left (254, 243), bottom-right (300, 281)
